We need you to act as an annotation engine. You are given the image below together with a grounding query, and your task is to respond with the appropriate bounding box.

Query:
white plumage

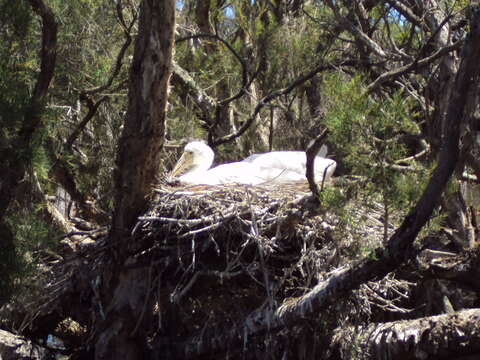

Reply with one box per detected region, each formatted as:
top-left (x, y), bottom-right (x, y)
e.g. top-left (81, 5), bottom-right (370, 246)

top-left (242, 146), bottom-right (335, 182)
top-left (170, 141), bottom-right (336, 186)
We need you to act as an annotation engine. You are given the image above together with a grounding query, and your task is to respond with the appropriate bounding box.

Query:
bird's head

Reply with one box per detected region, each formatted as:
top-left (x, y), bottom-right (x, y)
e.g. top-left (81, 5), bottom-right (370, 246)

top-left (170, 141), bottom-right (214, 178)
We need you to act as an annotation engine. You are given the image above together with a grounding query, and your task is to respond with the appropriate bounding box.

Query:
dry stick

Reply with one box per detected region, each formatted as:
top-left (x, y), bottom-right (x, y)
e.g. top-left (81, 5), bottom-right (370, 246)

top-left (305, 128), bottom-right (329, 200)
top-left (365, 40), bottom-right (461, 94)
top-left (175, 33), bottom-right (250, 106)
top-left (65, 96), bottom-right (108, 149)
top-left (82, 1), bottom-right (136, 95)
top-left (384, 0), bottom-right (423, 27)
top-left (177, 11), bottom-right (480, 357)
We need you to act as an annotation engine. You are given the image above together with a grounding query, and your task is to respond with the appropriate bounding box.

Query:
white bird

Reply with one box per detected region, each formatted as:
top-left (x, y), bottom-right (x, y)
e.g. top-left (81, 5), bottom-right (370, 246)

top-left (169, 141), bottom-right (336, 185)
top-left (241, 145), bottom-right (335, 182)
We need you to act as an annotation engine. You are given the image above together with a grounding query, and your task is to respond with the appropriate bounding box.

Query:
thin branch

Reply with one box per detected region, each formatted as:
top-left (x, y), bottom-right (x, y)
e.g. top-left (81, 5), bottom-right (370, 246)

top-left (212, 60), bottom-right (358, 146)
top-left (394, 141), bottom-right (430, 164)
top-left (365, 40), bottom-right (462, 94)
top-left (384, 0), bottom-right (423, 27)
top-left (82, 1), bottom-right (136, 95)
top-left (65, 95), bottom-right (108, 149)
top-left (305, 128), bottom-right (328, 199)
top-left (363, 10), bottom-right (457, 94)
top-left (325, 0), bottom-right (387, 58)
top-left (176, 33), bottom-right (249, 105)
top-left (383, 5), bottom-right (412, 61)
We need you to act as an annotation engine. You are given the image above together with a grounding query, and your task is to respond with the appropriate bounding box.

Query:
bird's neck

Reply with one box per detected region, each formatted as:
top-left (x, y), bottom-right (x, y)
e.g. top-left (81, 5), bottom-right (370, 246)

top-left (190, 155), bottom-right (213, 173)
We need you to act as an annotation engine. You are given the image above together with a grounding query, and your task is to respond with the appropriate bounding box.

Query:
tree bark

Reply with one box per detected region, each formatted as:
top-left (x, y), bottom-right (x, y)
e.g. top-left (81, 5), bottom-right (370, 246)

top-left (95, 1), bottom-right (175, 359)
top-left (424, 0), bottom-right (458, 150)
top-left (335, 308), bottom-right (480, 360)
top-left (110, 0), bottom-right (175, 242)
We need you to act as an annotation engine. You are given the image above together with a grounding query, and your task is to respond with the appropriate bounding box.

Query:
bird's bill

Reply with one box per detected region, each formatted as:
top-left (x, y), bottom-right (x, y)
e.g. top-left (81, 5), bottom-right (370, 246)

top-left (170, 152), bottom-right (193, 178)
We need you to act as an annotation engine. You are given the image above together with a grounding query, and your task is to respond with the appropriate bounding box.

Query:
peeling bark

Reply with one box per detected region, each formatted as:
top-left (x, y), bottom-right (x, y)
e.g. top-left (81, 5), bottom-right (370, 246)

top-left (110, 0), bottom-right (175, 240)
top-left (335, 309), bottom-right (480, 360)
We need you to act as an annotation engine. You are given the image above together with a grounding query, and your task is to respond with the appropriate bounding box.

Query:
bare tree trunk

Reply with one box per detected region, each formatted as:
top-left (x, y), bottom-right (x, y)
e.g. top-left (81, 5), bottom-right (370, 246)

top-left (424, 0), bottom-right (458, 149)
top-left (110, 0), bottom-right (175, 241)
top-left (94, 1), bottom-right (175, 359)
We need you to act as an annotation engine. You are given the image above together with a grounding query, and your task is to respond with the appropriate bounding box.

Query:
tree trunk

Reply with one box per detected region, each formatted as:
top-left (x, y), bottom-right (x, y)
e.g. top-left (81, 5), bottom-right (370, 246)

top-left (335, 308), bottom-right (480, 360)
top-left (0, 0), bottom-right (57, 221)
top-left (110, 0), bottom-right (175, 241)
top-left (424, 0), bottom-right (458, 150)
top-left (94, 0), bottom-right (175, 359)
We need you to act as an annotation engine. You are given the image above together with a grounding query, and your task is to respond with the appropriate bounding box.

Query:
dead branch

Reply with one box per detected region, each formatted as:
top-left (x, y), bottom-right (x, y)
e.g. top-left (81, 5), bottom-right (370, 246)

top-left (82, 1), bottom-right (136, 95)
top-left (305, 128), bottom-right (329, 199)
top-left (212, 59), bottom-right (358, 146)
top-left (65, 95), bottom-right (108, 149)
top-left (384, 0), bottom-right (423, 27)
top-left (365, 40), bottom-right (462, 94)
top-left (334, 308), bottom-right (480, 360)
top-left (176, 33), bottom-right (250, 105)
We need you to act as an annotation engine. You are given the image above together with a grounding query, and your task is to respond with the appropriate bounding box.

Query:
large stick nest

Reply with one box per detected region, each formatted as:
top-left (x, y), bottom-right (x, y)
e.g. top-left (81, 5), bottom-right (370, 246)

top-left (129, 183), bottom-right (408, 343)
top-left (15, 181), bottom-right (421, 356)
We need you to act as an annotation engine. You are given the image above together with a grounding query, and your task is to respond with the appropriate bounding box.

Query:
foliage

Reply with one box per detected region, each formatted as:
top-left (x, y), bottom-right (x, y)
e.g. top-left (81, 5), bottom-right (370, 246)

top-left (0, 0), bottom-right (128, 303)
top-left (319, 186), bottom-right (348, 212)
top-left (0, 0), bottom-right (35, 136)
top-left (1, 208), bottom-right (60, 305)
top-left (325, 75), bottom-right (428, 213)
top-left (0, 1), bottom-right (39, 303)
